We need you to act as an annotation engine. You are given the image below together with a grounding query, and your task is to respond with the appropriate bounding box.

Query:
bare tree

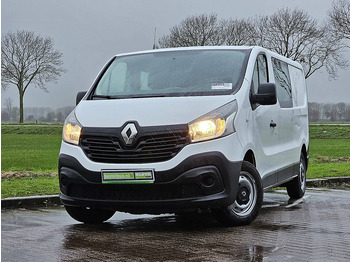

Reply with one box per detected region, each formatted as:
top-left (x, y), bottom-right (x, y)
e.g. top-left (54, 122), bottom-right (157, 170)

top-left (221, 18), bottom-right (255, 46)
top-left (330, 104), bottom-right (339, 121)
top-left (323, 104), bottom-right (332, 119)
top-left (252, 9), bottom-right (319, 60)
top-left (5, 97), bottom-right (13, 116)
top-left (158, 13), bottom-right (224, 48)
top-left (159, 9), bottom-right (347, 79)
top-left (336, 102), bottom-right (347, 119)
top-left (1, 111), bottom-right (10, 121)
top-left (251, 8), bottom-right (347, 79)
top-left (1, 30), bottom-right (66, 123)
top-left (4, 97), bottom-right (18, 121)
top-left (10, 107), bottom-right (19, 122)
top-left (345, 104), bottom-right (350, 121)
top-left (328, 0), bottom-right (350, 46)
top-left (308, 102), bottom-right (321, 122)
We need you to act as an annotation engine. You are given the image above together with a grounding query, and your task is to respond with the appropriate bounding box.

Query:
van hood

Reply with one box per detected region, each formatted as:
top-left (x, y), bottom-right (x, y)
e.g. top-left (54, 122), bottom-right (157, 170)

top-left (75, 96), bottom-right (235, 127)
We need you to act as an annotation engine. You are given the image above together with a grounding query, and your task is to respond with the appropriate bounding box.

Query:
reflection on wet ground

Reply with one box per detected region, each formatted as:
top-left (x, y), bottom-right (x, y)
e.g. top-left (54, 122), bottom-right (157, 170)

top-left (2, 189), bottom-right (350, 261)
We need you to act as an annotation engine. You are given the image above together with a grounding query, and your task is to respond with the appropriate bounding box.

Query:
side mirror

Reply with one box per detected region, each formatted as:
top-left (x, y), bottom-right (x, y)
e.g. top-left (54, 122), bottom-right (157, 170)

top-left (251, 83), bottom-right (277, 105)
top-left (76, 91), bottom-right (87, 105)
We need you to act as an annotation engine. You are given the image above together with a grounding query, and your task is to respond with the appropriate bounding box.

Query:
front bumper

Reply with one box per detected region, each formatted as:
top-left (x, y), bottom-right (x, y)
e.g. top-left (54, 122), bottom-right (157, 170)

top-left (59, 152), bottom-right (241, 214)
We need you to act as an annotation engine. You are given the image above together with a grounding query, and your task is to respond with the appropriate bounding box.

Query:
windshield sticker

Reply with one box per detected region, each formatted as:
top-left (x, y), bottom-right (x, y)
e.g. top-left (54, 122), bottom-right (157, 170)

top-left (211, 83), bottom-right (232, 90)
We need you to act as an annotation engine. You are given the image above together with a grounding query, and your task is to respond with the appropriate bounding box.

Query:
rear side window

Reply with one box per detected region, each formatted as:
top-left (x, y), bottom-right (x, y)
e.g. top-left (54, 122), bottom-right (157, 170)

top-left (272, 58), bottom-right (292, 108)
top-left (289, 66), bottom-right (306, 107)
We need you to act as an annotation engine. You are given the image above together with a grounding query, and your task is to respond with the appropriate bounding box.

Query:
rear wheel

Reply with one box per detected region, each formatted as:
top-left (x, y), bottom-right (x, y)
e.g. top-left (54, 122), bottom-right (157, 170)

top-left (65, 206), bottom-right (115, 224)
top-left (212, 161), bottom-right (263, 226)
top-left (286, 153), bottom-right (306, 199)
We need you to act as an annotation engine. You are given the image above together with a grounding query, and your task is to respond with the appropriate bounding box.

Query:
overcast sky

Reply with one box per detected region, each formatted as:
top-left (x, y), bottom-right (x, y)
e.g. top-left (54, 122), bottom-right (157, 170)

top-left (2, 0), bottom-right (350, 109)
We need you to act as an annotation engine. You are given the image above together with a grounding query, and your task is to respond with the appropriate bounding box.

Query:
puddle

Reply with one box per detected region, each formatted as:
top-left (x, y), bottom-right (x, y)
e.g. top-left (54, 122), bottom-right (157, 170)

top-left (245, 245), bottom-right (279, 261)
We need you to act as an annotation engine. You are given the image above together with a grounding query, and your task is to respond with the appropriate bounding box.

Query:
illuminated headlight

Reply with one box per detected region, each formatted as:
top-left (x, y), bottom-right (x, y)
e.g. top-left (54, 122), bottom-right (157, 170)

top-left (189, 100), bottom-right (238, 143)
top-left (63, 111), bottom-right (82, 145)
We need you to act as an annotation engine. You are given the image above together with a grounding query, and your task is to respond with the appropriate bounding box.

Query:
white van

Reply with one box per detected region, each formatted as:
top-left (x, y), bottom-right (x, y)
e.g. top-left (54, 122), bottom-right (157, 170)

top-left (59, 46), bottom-right (309, 226)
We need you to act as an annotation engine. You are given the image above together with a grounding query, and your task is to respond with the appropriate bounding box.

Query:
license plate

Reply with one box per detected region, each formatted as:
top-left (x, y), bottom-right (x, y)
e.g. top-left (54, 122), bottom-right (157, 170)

top-left (101, 170), bottom-right (154, 184)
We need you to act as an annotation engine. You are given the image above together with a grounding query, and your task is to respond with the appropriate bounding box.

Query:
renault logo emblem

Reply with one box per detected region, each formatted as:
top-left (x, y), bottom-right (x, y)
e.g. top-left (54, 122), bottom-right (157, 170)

top-left (121, 123), bottom-right (138, 145)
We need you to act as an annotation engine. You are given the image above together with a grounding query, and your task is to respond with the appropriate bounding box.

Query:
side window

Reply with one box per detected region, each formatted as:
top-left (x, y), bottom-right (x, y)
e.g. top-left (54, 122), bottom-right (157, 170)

top-left (257, 55), bottom-right (268, 85)
top-left (272, 58), bottom-right (292, 108)
top-left (252, 54), bottom-right (268, 94)
top-left (289, 66), bottom-right (306, 107)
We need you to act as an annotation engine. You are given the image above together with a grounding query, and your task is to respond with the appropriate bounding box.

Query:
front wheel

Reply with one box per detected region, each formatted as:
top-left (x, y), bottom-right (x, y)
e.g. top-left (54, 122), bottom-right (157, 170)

top-left (286, 153), bottom-right (307, 199)
top-left (212, 161), bottom-right (263, 226)
top-left (65, 206), bottom-right (115, 224)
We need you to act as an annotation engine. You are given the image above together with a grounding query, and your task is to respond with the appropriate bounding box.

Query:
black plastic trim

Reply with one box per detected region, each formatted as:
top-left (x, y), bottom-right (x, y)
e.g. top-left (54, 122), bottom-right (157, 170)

top-left (58, 152), bottom-right (242, 213)
top-left (262, 162), bottom-right (299, 189)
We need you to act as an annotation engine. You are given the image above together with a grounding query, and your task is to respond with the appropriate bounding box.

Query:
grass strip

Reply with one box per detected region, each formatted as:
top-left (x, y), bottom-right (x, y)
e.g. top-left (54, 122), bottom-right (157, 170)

top-left (1, 134), bottom-right (62, 173)
top-left (309, 125), bottom-right (350, 139)
top-left (307, 139), bottom-right (350, 179)
top-left (1, 176), bottom-right (59, 198)
top-left (1, 125), bottom-right (63, 135)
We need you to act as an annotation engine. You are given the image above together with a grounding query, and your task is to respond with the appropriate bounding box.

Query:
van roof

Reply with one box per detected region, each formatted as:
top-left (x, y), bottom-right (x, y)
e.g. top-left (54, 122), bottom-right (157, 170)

top-left (115, 46), bottom-right (303, 69)
top-left (116, 46), bottom-right (254, 57)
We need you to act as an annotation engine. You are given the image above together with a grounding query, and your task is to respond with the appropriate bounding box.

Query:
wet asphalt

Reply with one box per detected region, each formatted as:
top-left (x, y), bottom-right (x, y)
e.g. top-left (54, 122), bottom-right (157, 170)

top-left (2, 189), bottom-right (350, 262)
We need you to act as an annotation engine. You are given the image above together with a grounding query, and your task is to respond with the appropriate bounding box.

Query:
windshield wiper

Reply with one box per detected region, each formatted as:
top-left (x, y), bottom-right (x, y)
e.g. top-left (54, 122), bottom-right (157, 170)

top-left (124, 94), bottom-right (167, 98)
top-left (91, 94), bottom-right (171, 100)
top-left (92, 94), bottom-right (168, 99)
top-left (91, 94), bottom-right (117, 99)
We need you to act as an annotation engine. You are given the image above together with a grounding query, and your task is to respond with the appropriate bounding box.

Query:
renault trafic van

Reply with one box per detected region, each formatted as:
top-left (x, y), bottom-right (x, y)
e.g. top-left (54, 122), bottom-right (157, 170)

top-left (59, 46), bottom-right (309, 226)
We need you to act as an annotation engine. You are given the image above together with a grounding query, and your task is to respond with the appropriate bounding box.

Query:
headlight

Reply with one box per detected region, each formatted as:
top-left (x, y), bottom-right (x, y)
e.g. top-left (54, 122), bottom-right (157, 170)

top-left (189, 100), bottom-right (238, 143)
top-left (63, 111), bottom-right (82, 145)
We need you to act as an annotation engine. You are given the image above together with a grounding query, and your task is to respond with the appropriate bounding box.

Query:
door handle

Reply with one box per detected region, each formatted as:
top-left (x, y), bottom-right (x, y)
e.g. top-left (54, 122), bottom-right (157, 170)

top-left (270, 121), bottom-right (277, 128)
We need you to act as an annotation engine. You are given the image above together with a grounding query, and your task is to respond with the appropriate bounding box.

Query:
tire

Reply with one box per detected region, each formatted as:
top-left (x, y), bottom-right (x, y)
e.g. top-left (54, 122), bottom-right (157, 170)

top-left (286, 153), bottom-right (307, 199)
top-left (65, 206), bottom-right (115, 224)
top-left (212, 161), bottom-right (263, 226)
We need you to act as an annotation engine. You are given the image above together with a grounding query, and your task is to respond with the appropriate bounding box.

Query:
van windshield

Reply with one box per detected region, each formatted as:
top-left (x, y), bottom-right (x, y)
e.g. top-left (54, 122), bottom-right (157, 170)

top-left (92, 49), bottom-right (249, 99)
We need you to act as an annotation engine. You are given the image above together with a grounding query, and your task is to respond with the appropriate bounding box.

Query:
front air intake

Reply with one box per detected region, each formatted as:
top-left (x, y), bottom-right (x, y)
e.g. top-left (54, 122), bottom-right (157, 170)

top-left (80, 124), bottom-right (190, 164)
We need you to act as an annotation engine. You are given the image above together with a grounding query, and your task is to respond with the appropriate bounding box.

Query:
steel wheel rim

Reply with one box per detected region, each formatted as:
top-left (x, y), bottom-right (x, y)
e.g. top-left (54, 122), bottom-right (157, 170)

top-left (230, 171), bottom-right (257, 217)
top-left (300, 159), bottom-right (306, 193)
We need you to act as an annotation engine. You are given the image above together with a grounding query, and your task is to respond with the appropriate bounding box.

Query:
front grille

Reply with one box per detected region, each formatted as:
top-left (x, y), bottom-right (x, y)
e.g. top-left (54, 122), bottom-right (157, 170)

top-left (80, 126), bottom-right (189, 164)
top-left (68, 183), bottom-right (203, 201)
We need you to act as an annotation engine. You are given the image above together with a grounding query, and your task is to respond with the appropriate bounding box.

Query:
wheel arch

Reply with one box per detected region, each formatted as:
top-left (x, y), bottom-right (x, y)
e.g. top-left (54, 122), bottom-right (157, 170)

top-left (243, 150), bottom-right (256, 167)
top-left (301, 144), bottom-right (308, 170)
